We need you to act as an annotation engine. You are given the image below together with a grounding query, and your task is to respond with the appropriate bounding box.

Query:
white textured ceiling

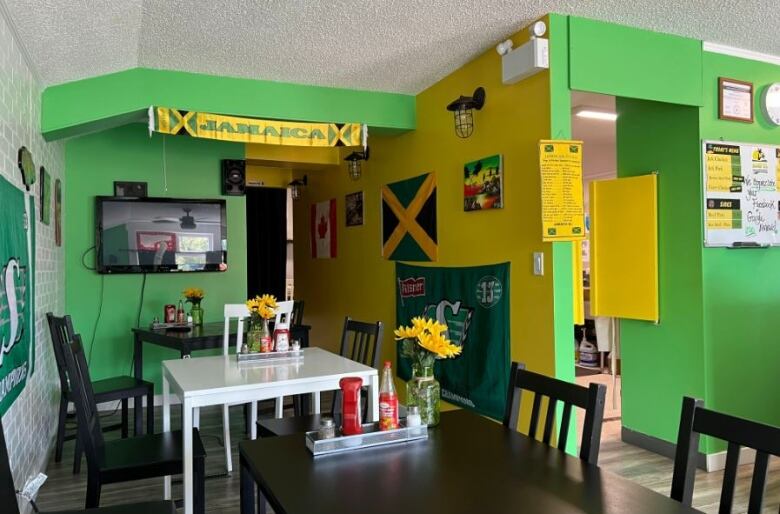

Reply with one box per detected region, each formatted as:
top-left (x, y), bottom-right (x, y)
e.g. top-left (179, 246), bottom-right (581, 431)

top-left (4, 0), bottom-right (780, 93)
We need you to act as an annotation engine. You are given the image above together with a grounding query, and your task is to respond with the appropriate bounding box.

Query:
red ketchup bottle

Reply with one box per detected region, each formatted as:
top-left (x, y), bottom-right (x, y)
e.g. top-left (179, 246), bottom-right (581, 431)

top-left (379, 361), bottom-right (399, 431)
top-left (339, 377), bottom-right (363, 435)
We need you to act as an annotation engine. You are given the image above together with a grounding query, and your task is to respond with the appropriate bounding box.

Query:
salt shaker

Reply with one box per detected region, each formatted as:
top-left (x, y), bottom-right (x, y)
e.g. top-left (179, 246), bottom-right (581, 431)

top-left (319, 417), bottom-right (336, 439)
top-left (406, 406), bottom-right (422, 427)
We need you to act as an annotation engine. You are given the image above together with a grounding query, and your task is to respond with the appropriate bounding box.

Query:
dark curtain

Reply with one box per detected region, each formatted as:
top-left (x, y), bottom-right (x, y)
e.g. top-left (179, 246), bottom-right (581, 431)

top-left (246, 187), bottom-right (287, 300)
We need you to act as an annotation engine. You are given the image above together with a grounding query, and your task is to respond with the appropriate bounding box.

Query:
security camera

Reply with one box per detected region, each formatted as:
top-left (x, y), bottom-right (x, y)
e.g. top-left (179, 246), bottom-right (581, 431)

top-left (496, 39), bottom-right (514, 56)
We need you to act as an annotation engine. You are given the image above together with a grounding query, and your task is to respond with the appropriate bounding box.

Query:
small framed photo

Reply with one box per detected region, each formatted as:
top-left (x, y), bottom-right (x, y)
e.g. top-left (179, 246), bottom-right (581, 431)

top-left (345, 191), bottom-right (364, 227)
top-left (718, 77), bottom-right (753, 123)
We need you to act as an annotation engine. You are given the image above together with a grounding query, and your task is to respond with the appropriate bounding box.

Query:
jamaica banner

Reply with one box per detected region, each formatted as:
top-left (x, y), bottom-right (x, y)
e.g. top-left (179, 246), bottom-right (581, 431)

top-left (150, 107), bottom-right (363, 147)
top-left (0, 176), bottom-right (35, 416)
top-left (396, 262), bottom-right (509, 420)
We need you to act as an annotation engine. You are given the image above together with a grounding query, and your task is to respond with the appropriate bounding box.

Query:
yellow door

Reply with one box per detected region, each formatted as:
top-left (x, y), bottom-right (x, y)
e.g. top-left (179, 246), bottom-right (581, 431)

top-left (590, 174), bottom-right (658, 322)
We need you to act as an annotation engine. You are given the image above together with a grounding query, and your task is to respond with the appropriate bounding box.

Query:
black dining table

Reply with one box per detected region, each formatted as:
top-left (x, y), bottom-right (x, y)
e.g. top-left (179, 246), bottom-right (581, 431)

top-left (238, 409), bottom-right (703, 514)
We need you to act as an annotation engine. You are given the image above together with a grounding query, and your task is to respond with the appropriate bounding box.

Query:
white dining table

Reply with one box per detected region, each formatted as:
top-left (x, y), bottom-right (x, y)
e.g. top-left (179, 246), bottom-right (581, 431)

top-left (161, 347), bottom-right (380, 514)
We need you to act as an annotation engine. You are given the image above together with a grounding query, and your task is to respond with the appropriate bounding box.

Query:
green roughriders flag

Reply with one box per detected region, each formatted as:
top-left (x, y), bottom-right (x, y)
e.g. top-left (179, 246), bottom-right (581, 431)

top-left (396, 262), bottom-right (509, 420)
top-left (0, 176), bottom-right (35, 416)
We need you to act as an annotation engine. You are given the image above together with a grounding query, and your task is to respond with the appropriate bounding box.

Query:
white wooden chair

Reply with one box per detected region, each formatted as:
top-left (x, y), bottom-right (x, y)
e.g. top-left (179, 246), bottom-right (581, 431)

top-left (193, 303), bottom-right (252, 473)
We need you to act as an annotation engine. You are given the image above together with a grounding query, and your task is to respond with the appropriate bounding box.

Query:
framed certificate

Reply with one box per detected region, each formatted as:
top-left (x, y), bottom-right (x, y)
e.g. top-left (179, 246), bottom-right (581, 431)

top-left (719, 77), bottom-right (753, 123)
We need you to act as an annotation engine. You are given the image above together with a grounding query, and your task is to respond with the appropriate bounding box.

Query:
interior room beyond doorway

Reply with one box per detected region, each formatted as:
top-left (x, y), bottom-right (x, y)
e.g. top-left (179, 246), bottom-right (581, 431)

top-left (571, 90), bottom-right (621, 442)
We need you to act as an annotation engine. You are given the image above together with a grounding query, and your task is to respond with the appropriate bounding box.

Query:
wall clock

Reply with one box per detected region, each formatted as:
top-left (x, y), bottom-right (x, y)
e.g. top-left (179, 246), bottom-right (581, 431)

top-left (761, 82), bottom-right (780, 125)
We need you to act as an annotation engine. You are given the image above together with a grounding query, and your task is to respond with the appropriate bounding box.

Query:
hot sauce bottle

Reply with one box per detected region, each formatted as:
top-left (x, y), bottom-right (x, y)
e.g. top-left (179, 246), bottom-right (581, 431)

top-left (378, 361), bottom-right (399, 430)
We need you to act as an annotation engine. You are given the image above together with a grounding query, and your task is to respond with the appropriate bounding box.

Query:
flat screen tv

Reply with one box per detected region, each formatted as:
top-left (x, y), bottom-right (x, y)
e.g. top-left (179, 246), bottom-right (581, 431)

top-left (96, 196), bottom-right (228, 274)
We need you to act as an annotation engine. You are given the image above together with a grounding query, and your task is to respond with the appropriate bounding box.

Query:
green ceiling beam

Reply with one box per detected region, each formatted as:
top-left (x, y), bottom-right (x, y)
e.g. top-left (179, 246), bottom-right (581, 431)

top-left (41, 68), bottom-right (416, 141)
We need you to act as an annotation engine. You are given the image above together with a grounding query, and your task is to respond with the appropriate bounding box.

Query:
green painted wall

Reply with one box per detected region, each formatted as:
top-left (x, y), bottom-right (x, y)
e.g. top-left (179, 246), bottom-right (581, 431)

top-left (65, 124), bottom-right (246, 386)
top-left (42, 68), bottom-right (416, 141)
top-left (568, 17), bottom-right (703, 106)
top-left (699, 51), bottom-right (780, 440)
top-left (616, 98), bottom-right (708, 447)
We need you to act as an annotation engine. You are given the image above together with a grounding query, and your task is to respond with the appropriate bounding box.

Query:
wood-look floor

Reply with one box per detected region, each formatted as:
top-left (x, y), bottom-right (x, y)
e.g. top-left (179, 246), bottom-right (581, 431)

top-left (34, 406), bottom-right (779, 513)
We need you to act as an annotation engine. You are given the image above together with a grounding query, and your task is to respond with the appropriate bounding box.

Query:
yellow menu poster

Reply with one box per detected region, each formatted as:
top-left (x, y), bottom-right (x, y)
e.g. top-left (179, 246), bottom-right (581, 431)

top-left (539, 140), bottom-right (585, 241)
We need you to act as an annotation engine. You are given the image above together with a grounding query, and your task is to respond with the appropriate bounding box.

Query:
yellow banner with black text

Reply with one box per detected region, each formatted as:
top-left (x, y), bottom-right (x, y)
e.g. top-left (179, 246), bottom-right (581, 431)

top-left (151, 107), bottom-right (363, 147)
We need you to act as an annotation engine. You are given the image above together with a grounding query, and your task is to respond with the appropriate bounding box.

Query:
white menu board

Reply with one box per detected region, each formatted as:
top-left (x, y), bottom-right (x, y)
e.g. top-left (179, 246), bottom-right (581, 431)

top-left (703, 140), bottom-right (779, 247)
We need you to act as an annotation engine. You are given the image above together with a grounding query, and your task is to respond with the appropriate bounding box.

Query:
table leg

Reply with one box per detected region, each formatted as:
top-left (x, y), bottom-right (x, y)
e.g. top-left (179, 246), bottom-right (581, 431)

top-left (162, 374), bottom-right (171, 499)
top-left (240, 454), bottom-right (255, 514)
top-left (133, 333), bottom-right (143, 435)
top-left (368, 373), bottom-right (379, 422)
top-left (183, 397), bottom-right (194, 514)
top-left (274, 397), bottom-right (284, 419)
top-left (313, 391), bottom-right (321, 414)
top-left (250, 402), bottom-right (258, 439)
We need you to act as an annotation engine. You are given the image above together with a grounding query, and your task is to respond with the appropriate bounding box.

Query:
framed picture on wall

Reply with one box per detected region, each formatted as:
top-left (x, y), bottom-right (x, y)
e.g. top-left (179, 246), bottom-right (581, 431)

top-left (464, 154), bottom-right (503, 211)
top-left (345, 191), bottom-right (364, 227)
top-left (39, 166), bottom-right (51, 225)
top-left (718, 77), bottom-right (754, 123)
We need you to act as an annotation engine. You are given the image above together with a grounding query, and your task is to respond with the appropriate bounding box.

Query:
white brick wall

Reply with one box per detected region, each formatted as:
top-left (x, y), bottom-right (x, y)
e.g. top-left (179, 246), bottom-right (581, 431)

top-left (0, 8), bottom-right (65, 514)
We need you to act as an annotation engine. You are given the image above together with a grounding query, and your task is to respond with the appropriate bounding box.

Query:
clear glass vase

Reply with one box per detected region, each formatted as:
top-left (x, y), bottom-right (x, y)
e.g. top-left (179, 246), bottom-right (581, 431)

top-left (406, 364), bottom-right (440, 427)
top-left (190, 303), bottom-right (203, 326)
top-left (248, 319), bottom-right (270, 353)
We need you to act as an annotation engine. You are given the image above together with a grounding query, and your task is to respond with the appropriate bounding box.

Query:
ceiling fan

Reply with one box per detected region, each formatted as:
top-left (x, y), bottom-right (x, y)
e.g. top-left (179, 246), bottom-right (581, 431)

top-left (152, 207), bottom-right (207, 229)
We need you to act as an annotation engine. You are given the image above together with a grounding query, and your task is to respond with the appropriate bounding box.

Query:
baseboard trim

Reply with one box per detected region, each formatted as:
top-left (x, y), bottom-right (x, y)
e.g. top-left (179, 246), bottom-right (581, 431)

top-left (621, 427), bottom-right (755, 472)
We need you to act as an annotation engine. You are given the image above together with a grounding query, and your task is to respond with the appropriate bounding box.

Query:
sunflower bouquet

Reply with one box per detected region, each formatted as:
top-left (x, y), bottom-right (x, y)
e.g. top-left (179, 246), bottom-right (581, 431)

top-left (182, 287), bottom-right (205, 305)
top-left (246, 294), bottom-right (278, 322)
top-left (395, 316), bottom-right (461, 427)
top-left (394, 316), bottom-right (462, 369)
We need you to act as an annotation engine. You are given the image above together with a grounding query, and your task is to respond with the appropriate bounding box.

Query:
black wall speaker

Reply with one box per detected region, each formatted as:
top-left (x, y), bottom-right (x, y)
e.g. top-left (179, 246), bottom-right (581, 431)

top-left (114, 181), bottom-right (148, 197)
top-left (222, 159), bottom-right (246, 196)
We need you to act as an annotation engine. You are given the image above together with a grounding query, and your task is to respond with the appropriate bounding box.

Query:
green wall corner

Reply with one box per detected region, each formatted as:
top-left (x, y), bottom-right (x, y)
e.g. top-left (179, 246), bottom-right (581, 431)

top-left (42, 68), bottom-right (416, 141)
top-left (65, 124), bottom-right (247, 387)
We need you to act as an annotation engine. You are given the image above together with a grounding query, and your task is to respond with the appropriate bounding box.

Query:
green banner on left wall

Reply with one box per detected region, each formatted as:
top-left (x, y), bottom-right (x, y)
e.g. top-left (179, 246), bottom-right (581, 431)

top-left (0, 175), bottom-right (35, 416)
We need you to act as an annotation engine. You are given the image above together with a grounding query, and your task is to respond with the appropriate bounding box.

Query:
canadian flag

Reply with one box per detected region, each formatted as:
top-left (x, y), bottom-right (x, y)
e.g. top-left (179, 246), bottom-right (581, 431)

top-left (310, 199), bottom-right (337, 258)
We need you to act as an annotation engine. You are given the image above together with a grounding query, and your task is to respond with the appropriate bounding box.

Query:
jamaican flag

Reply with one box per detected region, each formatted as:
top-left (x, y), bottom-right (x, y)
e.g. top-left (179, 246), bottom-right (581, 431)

top-left (382, 173), bottom-right (437, 261)
top-left (396, 262), bottom-right (510, 420)
top-left (0, 176), bottom-right (35, 416)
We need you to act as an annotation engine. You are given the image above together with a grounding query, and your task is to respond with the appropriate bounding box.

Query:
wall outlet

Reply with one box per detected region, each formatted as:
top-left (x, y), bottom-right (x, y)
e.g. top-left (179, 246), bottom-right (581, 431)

top-left (533, 252), bottom-right (544, 276)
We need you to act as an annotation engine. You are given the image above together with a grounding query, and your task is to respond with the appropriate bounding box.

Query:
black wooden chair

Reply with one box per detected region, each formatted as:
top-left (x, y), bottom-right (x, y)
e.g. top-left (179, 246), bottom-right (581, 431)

top-left (47, 313), bottom-right (154, 474)
top-left (61, 333), bottom-right (206, 513)
top-left (291, 300), bottom-right (304, 325)
top-left (257, 317), bottom-right (384, 437)
top-left (503, 361), bottom-right (606, 465)
top-left (671, 396), bottom-right (780, 513)
top-left (0, 414), bottom-right (176, 514)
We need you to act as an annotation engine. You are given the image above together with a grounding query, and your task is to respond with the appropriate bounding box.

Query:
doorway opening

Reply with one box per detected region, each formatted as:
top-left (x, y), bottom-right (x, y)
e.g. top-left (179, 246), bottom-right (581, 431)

top-left (571, 90), bottom-right (622, 443)
top-left (246, 186), bottom-right (294, 300)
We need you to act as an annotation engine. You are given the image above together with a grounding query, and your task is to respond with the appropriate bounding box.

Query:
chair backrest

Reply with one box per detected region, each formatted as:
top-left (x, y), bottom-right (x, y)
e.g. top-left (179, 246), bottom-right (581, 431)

top-left (339, 317), bottom-right (384, 368)
top-left (223, 304), bottom-right (250, 354)
top-left (46, 312), bottom-right (77, 394)
top-left (0, 417), bottom-right (21, 514)
top-left (503, 361), bottom-right (606, 465)
top-left (671, 396), bottom-right (780, 513)
top-left (61, 334), bottom-right (106, 469)
top-left (274, 300), bottom-right (294, 330)
top-left (329, 317), bottom-right (384, 415)
top-left (291, 300), bottom-right (304, 326)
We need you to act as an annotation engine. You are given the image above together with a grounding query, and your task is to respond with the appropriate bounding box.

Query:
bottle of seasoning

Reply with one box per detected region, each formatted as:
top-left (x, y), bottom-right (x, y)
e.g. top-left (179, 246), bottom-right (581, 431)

top-left (318, 417), bottom-right (336, 439)
top-left (378, 361), bottom-right (399, 431)
top-left (176, 300), bottom-right (185, 323)
top-left (164, 304), bottom-right (176, 324)
top-left (339, 377), bottom-right (364, 436)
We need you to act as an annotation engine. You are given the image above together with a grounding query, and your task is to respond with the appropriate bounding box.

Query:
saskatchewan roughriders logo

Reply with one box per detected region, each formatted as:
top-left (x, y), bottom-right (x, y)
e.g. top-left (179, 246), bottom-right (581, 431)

top-left (423, 300), bottom-right (474, 349)
top-left (0, 258), bottom-right (27, 368)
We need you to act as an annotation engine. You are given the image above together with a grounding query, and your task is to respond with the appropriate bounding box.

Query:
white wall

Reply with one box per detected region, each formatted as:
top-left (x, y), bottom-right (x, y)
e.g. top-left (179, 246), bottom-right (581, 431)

top-left (0, 6), bottom-right (65, 513)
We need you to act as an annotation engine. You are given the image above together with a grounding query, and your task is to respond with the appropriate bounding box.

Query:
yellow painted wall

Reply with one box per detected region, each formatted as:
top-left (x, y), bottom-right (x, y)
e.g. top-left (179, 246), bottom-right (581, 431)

top-left (293, 19), bottom-right (558, 398)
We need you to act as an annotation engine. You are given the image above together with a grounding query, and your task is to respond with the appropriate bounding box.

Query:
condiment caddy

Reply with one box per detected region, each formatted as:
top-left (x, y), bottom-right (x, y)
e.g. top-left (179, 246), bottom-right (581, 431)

top-left (305, 419), bottom-right (428, 456)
